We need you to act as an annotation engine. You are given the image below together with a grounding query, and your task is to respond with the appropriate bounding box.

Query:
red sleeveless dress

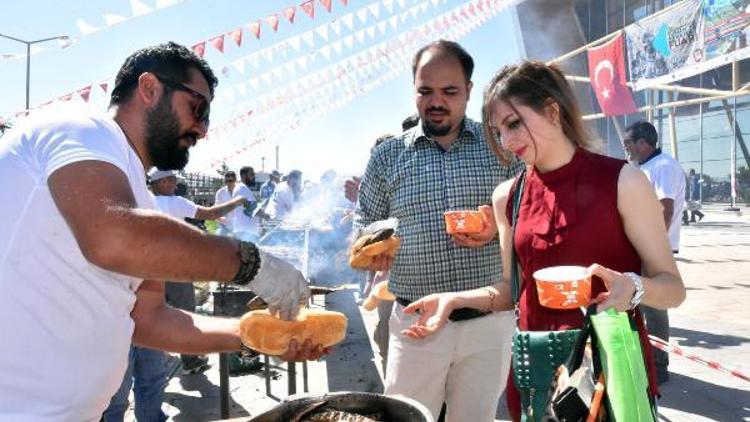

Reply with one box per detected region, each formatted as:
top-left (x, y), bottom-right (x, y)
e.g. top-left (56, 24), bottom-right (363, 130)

top-left (504, 148), bottom-right (658, 419)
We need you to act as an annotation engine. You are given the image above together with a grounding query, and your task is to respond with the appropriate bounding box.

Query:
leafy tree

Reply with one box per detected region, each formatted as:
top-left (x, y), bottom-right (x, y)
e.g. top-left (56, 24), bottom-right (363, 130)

top-left (216, 162), bottom-right (230, 176)
top-left (0, 120), bottom-right (11, 137)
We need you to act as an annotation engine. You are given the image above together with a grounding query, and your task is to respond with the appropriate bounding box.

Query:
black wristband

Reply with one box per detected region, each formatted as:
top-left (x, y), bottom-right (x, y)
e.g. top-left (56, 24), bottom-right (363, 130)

top-left (232, 241), bottom-right (261, 286)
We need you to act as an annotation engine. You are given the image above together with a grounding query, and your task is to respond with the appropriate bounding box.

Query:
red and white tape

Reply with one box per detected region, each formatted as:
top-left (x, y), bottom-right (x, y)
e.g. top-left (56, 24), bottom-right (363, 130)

top-left (648, 335), bottom-right (750, 383)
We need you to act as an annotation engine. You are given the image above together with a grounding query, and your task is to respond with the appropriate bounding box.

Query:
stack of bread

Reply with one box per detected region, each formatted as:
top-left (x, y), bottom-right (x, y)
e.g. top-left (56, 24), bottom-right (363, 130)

top-left (239, 308), bottom-right (348, 355)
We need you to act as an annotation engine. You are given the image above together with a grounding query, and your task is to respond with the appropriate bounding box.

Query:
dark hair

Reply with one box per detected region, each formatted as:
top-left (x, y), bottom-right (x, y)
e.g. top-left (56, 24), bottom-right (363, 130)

top-left (482, 61), bottom-right (598, 164)
top-left (224, 171), bottom-right (236, 179)
top-left (624, 121), bottom-right (658, 147)
top-left (401, 114), bottom-right (420, 131)
top-left (110, 42), bottom-right (218, 106)
top-left (240, 166), bottom-right (255, 176)
top-left (412, 40), bottom-right (474, 82)
top-left (287, 170), bottom-right (302, 181)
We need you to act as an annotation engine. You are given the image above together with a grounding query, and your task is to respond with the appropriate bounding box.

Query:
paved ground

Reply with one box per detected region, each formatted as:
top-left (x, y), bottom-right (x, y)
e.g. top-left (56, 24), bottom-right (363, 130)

top-left (126, 205), bottom-right (749, 421)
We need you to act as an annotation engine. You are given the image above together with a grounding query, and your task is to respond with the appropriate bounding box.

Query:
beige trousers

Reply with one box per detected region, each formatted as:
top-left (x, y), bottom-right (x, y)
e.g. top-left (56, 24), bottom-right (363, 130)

top-left (384, 303), bottom-right (514, 422)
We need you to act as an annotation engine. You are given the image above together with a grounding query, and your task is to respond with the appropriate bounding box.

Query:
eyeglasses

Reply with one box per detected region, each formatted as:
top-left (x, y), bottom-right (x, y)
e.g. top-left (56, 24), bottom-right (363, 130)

top-left (152, 73), bottom-right (210, 128)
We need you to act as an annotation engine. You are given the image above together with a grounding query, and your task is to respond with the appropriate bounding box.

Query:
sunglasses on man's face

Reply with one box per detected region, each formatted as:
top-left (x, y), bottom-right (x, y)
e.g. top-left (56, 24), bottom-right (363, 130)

top-left (152, 73), bottom-right (211, 128)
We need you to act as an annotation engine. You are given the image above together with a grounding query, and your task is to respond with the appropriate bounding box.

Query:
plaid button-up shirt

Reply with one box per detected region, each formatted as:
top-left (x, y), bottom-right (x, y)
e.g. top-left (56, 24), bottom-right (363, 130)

top-left (354, 118), bottom-right (525, 301)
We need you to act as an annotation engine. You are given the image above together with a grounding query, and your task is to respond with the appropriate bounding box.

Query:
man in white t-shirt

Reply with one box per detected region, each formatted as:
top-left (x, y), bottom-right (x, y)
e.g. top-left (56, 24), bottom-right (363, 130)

top-left (0, 42), bottom-right (321, 421)
top-left (269, 169), bottom-right (303, 220)
top-left (233, 166), bottom-right (266, 241)
top-left (215, 170), bottom-right (239, 231)
top-left (623, 120), bottom-right (686, 384)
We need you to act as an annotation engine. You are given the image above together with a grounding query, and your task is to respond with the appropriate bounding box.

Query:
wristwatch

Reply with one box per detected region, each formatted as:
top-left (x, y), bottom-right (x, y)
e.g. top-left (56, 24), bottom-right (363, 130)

top-left (623, 272), bottom-right (644, 310)
top-left (232, 241), bottom-right (261, 286)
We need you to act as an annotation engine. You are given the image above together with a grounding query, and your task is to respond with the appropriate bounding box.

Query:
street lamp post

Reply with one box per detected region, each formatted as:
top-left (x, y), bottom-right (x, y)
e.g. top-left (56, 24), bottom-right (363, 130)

top-left (0, 33), bottom-right (69, 111)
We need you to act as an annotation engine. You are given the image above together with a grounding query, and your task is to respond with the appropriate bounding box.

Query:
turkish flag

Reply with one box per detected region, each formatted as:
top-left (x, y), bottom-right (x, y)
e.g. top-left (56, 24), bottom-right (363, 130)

top-left (587, 32), bottom-right (637, 116)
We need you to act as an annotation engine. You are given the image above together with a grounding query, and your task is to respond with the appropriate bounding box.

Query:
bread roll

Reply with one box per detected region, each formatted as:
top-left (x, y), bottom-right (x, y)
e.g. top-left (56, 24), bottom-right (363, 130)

top-left (361, 281), bottom-right (396, 311)
top-left (349, 234), bottom-right (401, 269)
top-left (239, 308), bottom-right (347, 355)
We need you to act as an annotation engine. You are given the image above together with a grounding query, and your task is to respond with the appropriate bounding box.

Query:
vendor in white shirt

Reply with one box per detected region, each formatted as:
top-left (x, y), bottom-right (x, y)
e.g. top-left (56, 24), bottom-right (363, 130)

top-left (150, 169), bottom-right (246, 222)
top-left (214, 170), bottom-right (239, 231)
top-left (232, 166), bottom-right (268, 241)
top-left (269, 169), bottom-right (303, 220)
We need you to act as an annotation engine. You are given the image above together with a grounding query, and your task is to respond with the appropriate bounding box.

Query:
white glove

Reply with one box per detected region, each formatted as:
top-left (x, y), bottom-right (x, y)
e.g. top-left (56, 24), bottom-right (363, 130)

top-left (249, 250), bottom-right (311, 320)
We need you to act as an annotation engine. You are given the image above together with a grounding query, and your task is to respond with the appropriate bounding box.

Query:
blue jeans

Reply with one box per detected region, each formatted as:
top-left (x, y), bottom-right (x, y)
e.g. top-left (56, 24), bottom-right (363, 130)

top-left (102, 346), bottom-right (168, 422)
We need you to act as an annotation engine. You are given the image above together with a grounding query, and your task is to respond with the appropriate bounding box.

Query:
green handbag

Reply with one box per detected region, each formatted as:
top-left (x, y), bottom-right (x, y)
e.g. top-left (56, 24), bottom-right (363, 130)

top-left (591, 309), bottom-right (657, 421)
top-left (509, 171), bottom-right (581, 422)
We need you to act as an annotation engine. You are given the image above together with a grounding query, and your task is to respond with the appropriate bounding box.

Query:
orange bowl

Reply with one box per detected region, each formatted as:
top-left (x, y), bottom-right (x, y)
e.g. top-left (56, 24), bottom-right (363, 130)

top-left (533, 266), bottom-right (592, 310)
top-left (444, 211), bottom-right (486, 234)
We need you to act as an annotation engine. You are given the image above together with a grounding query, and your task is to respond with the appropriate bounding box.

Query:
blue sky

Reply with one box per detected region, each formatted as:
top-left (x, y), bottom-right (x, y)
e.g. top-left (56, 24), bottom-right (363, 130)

top-left (0, 0), bottom-right (521, 180)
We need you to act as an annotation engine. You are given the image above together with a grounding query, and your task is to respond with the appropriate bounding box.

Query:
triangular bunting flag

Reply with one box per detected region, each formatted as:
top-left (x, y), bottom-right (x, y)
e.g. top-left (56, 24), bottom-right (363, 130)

top-left (262, 48), bottom-right (273, 63)
top-left (320, 45), bottom-right (332, 60)
top-left (272, 68), bottom-right (284, 82)
top-left (156, 0), bottom-right (180, 8)
top-left (316, 25), bottom-right (329, 42)
top-left (250, 55), bottom-right (261, 69)
top-left (130, 0), bottom-right (153, 16)
top-left (355, 30), bottom-right (365, 44)
top-left (431, 0), bottom-right (439, 7)
top-left (397, 0), bottom-right (406, 9)
top-left (60, 93), bottom-right (73, 102)
top-left (209, 35), bottom-right (225, 53)
top-left (301, 31), bottom-right (315, 48)
top-left (342, 13), bottom-right (354, 30)
top-left (288, 35), bottom-right (301, 51)
top-left (192, 42), bottom-right (206, 57)
top-left (249, 78), bottom-right (260, 90)
top-left (301, 0), bottom-right (315, 19)
top-left (344, 35), bottom-right (354, 49)
top-left (339, 0), bottom-right (348, 6)
top-left (296, 55), bottom-right (308, 70)
top-left (383, 0), bottom-right (394, 13)
top-left (266, 14), bottom-right (278, 32)
top-left (320, 0), bottom-right (332, 12)
top-left (249, 20), bottom-right (261, 39)
top-left (78, 86), bottom-right (92, 102)
top-left (228, 28), bottom-right (242, 46)
top-left (332, 40), bottom-right (343, 55)
top-left (330, 19), bottom-right (341, 36)
top-left (231, 59), bottom-right (246, 75)
top-left (76, 19), bottom-right (100, 35)
top-left (388, 15), bottom-right (398, 30)
top-left (377, 21), bottom-right (387, 35)
top-left (285, 61), bottom-right (296, 76)
top-left (238, 83), bottom-right (248, 97)
top-left (99, 82), bottom-right (109, 93)
top-left (356, 8), bottom-right (369, 24)
top-left (366, 26), bottom-right (376, 40)
top-left (368, 3), bottom-right (380, 19)
top-left (103, 14), bottom-right (127, 26)
top-left (284, 6), bottom-right (296, 23)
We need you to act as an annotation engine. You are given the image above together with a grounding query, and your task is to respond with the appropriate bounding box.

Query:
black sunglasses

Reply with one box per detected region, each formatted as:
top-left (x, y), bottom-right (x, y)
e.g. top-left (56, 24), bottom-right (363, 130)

top-left (153, 73), bottom-right (210, 127)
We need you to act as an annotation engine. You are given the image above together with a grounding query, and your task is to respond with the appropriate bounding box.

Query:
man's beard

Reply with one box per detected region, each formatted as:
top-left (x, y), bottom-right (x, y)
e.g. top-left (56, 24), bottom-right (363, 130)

top-left (423, 120), bottom-right (452, 137)
top-left (145, 95), bottom-right (190, 170)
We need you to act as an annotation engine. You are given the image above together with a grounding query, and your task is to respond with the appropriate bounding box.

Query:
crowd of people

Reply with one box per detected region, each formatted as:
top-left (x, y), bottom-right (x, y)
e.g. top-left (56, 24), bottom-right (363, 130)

top-left (0, 38), bottom-right (690, 422)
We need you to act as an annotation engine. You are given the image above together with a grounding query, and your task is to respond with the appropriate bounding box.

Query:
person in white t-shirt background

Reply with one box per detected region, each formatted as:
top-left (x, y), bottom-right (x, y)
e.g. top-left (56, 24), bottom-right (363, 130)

top-left (622, 120), bottom-right (686, 385)
top-left (268, 169), bottom-right (303, 221)
top-left (214, 170), bottom-right (239, 231)
top-left (0, 42), bottom-right (322, 421)
top-left (232, 166), bottom-right (269, 242)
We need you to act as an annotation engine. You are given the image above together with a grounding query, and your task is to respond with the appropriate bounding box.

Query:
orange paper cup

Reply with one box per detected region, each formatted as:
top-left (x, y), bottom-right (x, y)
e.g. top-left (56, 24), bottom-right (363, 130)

top-left (444, 211), bottom-right (485, 234)
top-left (533, 266), bottom-right (592, 310)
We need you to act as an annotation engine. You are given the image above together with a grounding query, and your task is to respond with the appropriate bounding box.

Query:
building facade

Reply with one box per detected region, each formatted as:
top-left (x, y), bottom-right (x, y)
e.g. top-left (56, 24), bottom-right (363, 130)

top-left (513, 0), bottom-right (750, 204)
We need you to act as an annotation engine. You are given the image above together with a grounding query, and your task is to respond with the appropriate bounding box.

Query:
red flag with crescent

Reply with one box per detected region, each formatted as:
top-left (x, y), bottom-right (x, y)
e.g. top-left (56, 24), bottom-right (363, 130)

top-left (587, 32), bottom-right (637, 116)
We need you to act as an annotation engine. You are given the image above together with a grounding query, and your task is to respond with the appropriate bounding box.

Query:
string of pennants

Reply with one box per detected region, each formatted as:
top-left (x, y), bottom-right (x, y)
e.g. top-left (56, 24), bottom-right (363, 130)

top-left (189, 0), bottom-right (507, 172)
top-left (0, 0), bottom-right (186, 62)
top-left (2, 0), bottom-right (440, 121)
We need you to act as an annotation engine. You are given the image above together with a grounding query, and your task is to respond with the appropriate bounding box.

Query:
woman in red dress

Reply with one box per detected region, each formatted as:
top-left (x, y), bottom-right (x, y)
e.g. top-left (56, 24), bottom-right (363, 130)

top-left (400, 61), bottom-right (686, 420)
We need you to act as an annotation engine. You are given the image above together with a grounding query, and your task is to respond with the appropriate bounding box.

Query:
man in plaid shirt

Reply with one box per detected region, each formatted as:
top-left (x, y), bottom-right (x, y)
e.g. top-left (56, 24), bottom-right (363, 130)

top-left (353, 40), bottom-right (523, 421)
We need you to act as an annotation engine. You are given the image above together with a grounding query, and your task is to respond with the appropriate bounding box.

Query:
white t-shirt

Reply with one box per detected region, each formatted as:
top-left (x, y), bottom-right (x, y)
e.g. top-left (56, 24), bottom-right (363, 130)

top-left (640, 152), bottom-right (686, 251)
top-left (214, 185), bottom-right (235, 231)
top-left (232, 184), bottom-right (260, 236)
top-left (0, 104), bottom-right (156, 421)
top-left (269, 183), bottom-right (298, 220)
top-left (154, 194), bottom-right (198, 220)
